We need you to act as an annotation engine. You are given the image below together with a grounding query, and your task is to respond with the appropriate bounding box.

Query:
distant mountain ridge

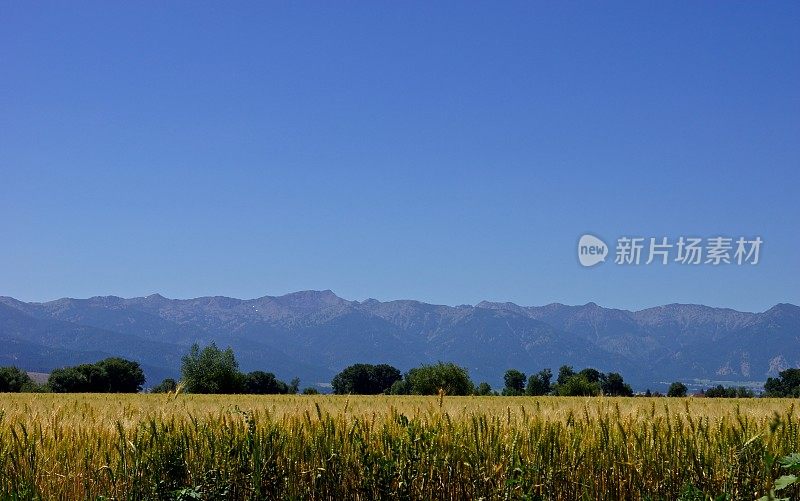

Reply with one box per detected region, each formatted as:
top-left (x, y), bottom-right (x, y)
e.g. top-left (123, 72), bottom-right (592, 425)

top-left (1, 291), bottom-right (798, 391)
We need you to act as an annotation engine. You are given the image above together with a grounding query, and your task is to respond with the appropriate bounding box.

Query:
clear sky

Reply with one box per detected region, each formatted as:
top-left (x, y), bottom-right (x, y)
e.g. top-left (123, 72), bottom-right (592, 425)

top-left (1, 2), bottom-right (798, 311)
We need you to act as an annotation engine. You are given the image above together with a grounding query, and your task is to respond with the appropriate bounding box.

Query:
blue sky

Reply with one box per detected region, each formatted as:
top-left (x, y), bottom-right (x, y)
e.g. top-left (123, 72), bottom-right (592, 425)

top-left (1, 2), bottom-right (798, 311)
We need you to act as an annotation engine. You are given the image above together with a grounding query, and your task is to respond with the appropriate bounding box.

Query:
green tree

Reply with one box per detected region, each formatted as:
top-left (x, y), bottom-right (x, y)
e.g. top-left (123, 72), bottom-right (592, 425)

top-left (578, 368), bottom-right (605, 385)
top-left (372, 364), bottom-right (403, 393)
top-left (475, 382), bottom-right (493, 396)
top-left (602, 372), bottom-right (633, 396)
top-left (704, 385), bottom-right (732, 398)
top-left (180, 343), bottom-right (244, 394)
top-left (302, 387), bottom-right (320, 395)
top-left (48, 359), bottom-right (144, 393)
top-left (151, 378), bottom-right (178, 393)
top-left (243, 371), bottom-right (289, 394)
top-left (764, 368), bottom-right (800, 397)
top-left (704, 385), bottom-right (755, 398)
top-left (667, 382), bottom-right (688, 397)
top-left (556, 374), bottom-right (601, 396)
top-left (48, 367), bottom-right (84, 393)
top-left (502, 369), bottom-right (526, 396)
top-left (331, 363), bottom-right (401, 394)
top-left (388, 379), bottom-right (410, 395)
top-left (557, 365), bottom-right (575, 386)
top-left (48, 364), bottom-right (109, 393)
top-left (526, 369), bottom-right (552, 396)
top-left (96, 357), bottom-right (145, 393)
top-left (404, 362), bottom-right (473, 396)
top-left (81, 363), bottom-right (110, 391)
top-left (0, 366), bottom-right (34, 392)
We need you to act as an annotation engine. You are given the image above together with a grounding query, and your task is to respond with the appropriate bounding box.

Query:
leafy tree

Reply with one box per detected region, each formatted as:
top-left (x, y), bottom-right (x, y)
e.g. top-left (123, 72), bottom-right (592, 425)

top-left (181, 343), bottom-right (244, 394)
top-left (96, 357), bottom-right (145, 393)
top-left (667, 382), bottom-right (688, 397)
top-left (502, 369), bottom-right (526, 396)
top-left (704, 385), bottom-right (754, 398)
top-left (704, 385), bottom-right (730, 398)
top-left (557, 365), bottom-right (575, 386)
top-left (404, 362), bottom-right (473, 396)
top-left (243, 371), bottom-right (289, 394)
top-left (579, 368), bottom-right (605, 385)
top-left (551, 367), bottom-right (635, 397)
top-left (526, 369), bottom-right (552, 396)
top-left (475, 382), bottom-right (493, 396)
top-left (556, 374), bottom-right (601, 396)
top-left (602, 372), bottom-right (633, 396)
top-left (372, 364), bottom-right (403, 393)
top-left (152, 378), bottom-right (178, 393)
top-left (48, 359), bottom-right (146, 393)
top-left (764, 368), bottom-right (800, 397)
top-left (48, 364), bottom-right (109, 393)
top-left (288, 377), bottom-right (300, 394)
top-left (48, 367), bottom-right (84, 393)
top-left (0, 366), bottom-right (34, 392)
top-left (331, 363), bottom-right (401, 394)
top-left (79, 363), bottom-right (110, 391)
top-left (389, 379), bottom-right (410, 395)
top-left (302, 387), bottom-right (320, 395)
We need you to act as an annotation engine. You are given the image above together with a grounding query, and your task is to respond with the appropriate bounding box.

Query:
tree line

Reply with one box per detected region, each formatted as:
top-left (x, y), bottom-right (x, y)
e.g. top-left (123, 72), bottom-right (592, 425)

top-left (2, 343), bottom-right (799, 397)
top-left (0, 358), bottom-right (145, 393)
top-left (327, 364), bottom-right (634, 397)
top-left (172, 342), bottom-right (304, 394)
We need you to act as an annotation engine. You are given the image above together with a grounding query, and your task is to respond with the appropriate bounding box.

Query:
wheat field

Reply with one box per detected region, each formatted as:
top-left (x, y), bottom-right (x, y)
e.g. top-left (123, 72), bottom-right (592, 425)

top-left (0, 394), bottom-right (797, 500)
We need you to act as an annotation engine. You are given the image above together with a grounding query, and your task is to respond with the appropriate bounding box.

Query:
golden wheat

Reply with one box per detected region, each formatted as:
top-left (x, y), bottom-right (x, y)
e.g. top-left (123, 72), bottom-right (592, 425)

top-left (0, 394), bottom-right (797, 500)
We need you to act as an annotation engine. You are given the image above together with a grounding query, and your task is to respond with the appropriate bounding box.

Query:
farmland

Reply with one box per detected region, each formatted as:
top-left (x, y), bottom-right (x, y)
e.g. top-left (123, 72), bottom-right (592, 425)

top-left (0, 394), bottom-right (798, 500)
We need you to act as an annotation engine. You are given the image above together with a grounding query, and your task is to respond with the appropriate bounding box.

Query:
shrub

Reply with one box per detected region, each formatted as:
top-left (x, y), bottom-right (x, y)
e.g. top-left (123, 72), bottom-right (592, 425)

top-left (243, 371), bottom-right (289, 394)
top-left (667, 382), bottom-right (688, 397)
top-left (151, 378), bottom-right (178, 393)
top-left (331, 363), bottom-right (401, 394)
top-left (181, 343), bottom-right (244, 394)
top-left (0, 367), bottom-right (34, 393)
top-left (404, 362), bottom-right (473, 396)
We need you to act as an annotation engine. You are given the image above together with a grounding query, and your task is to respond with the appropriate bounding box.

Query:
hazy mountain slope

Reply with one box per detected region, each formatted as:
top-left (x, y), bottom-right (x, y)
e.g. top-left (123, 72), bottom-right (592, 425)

top-left (0, 302), bottom-right (184, 381)
top-left (0, 293), bottom-right (797, 390)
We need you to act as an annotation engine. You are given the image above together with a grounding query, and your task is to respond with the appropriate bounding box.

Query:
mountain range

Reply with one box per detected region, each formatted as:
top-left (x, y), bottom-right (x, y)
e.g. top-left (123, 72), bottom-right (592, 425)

top-left (1, 291), bottom-right (798, 392)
